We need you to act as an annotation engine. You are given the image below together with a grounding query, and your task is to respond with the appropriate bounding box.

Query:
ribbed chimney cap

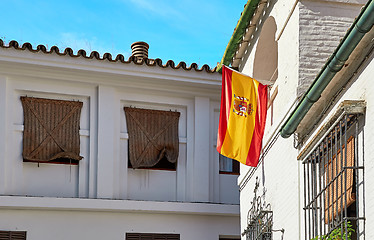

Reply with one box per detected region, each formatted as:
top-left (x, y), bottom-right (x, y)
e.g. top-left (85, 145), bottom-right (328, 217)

top-left (131, 41), bottom-right (149, 59)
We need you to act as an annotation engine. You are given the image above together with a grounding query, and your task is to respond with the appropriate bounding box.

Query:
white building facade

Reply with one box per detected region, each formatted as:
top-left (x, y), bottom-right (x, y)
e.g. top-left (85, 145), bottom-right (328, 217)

top-left (219, 0), bottom-right (373, 239)
top-left (0, 41), bottom-right (240, 240)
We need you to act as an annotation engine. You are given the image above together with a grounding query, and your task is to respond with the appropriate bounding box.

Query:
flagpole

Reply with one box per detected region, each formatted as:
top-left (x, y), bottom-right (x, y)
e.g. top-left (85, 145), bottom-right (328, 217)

top-left (223, 65), bottom-right (274, 86)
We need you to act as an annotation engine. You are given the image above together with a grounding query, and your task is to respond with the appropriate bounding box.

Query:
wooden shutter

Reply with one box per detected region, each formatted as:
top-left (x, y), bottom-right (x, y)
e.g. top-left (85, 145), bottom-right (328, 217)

top-left (21, 97), bottom-right (83, 163)
top-left (0, 231), bottom-right (26, 240)
top-left (324, 136), bottom-right (355, 223)
top-left (124, 107), bottom-right (180, 169)
top-left (126, 233), bottom-right (180, 240)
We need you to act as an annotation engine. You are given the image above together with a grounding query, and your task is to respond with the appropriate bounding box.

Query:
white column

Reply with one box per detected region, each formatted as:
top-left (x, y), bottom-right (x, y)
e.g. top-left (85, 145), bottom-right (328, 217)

top-left (88, 92), bottom-right (98, 198)
top-left (193, 96), bottom-right (210, 202)
top-left (96, 85), bottom-right (117, 198)
top-left (0, 76), bottom-right (7, 194)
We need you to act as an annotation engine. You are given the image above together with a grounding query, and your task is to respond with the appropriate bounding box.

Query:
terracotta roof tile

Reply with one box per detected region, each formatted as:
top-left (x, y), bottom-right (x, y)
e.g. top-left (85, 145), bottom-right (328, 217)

top-left (0, 40), bottom-right (217, 73)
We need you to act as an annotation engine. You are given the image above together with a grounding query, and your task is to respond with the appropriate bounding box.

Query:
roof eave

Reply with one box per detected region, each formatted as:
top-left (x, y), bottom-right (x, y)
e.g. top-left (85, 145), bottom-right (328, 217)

top-left (217, 0), bottom-right (266, 73)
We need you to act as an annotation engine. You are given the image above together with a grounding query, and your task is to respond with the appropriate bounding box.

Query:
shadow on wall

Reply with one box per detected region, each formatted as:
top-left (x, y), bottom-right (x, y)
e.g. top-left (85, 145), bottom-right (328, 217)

top-left (253, 16), bottom-right (278, 83)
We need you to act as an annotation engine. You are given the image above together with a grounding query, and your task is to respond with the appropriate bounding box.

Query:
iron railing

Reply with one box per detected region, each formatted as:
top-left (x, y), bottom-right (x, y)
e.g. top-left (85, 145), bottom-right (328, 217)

top-left (243, 178), bottom-right (273, 240)
top-left (303, 114), bottom-right (365, 240)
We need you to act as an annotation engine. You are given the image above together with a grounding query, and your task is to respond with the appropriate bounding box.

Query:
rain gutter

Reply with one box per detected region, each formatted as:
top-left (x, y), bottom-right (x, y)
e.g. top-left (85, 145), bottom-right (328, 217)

top-left (216, 0), bottom-right (261, 73)
top-left (280, 0), bottom-right (374, 138)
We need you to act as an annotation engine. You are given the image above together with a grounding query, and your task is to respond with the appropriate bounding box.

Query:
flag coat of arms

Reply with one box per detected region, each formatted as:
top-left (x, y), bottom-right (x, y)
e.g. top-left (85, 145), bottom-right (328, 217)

top-left (217, 66), bottom-right (268, 167)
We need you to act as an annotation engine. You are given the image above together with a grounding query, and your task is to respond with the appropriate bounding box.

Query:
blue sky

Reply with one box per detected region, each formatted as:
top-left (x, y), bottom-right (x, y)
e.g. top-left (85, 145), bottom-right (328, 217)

top-left (1, 0), bottom-right (246, 68)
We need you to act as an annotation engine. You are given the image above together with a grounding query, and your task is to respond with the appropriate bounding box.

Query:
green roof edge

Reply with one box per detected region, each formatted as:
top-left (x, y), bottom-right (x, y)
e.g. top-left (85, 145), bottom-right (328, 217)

top-left (216, 0), bottom-right (261, 73)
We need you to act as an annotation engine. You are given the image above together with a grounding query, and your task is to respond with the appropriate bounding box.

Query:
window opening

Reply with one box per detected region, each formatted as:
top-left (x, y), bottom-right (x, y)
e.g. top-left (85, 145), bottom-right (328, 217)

top-left (303, 114), bottom-right (364, 240)
top-left (219, 154), bottom-right (239, 175)
top-left (21, 96), bottom-right (83, 165)
top-left (128, 155), bottom-right (176, 171)
top-left (124, 107), bottom-right (180, 170)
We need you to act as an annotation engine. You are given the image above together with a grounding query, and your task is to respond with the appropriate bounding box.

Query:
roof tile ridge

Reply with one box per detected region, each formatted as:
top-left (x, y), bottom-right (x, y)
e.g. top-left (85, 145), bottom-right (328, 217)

top-left (89, 51), bottom-right (101, 60)
top-left (0, 39), bottom-right (218, 73)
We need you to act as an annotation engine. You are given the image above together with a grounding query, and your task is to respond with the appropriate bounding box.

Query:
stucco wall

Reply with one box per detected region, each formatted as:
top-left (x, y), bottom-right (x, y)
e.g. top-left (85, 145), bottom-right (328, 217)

top-left (0, 200), bottom-right (240, 240)
top-left (0, 51), bottom-right (239, 205)
top-left (237, 0), bottom-right (366, 239)
top-left (0, 47), bottom-right (240, 238)
top-left (298, 0), bottom-right (362, 97)
top-left (238, 0), bottom-right (301, 237)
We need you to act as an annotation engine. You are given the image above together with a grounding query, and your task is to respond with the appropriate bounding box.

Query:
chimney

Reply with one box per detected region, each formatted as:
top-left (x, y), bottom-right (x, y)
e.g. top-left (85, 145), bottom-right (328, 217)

top-left (131, 41), bottom-right (149, 59)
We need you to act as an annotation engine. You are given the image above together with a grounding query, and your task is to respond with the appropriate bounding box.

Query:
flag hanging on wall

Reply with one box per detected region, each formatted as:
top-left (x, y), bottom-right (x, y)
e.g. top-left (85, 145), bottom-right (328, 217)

top-left (217, 65), bottom-right (268, 167)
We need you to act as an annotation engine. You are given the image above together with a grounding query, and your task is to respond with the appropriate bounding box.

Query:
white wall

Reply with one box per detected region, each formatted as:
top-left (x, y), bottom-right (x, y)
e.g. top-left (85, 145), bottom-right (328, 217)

top-left (0, 48), bottom-right (241, 239)
top-left (6, 77), bottom-right (95, 198)
top-left (120, 96), bottom-right (188, 202)
top-left (0, 50), bottom-right (240, 205)
top-left (237, 0), bottom-right (365, 239)
top-left (238, 0), bottom-right (302, 237)
top-left (0, 197), bottom-right (240, 240)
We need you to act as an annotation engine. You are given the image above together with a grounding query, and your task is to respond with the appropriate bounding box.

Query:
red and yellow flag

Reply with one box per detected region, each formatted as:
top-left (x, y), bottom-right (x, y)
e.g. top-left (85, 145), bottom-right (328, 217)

top-left (217, 66), bottom-right (268, 167)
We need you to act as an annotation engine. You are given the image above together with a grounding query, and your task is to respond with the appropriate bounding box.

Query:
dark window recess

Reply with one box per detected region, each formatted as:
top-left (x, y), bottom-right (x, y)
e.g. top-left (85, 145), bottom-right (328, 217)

top-left (21, 97), bottom-right (83, 165)
top-left (128, 155), bottom-right (176, 170)
top-left (303, 114), bottom-right (364, 240)
top-left (0, 231), bottom-right (27, 240)
top-left (126, 233), bottom-right (180, 240)
top-left (219, 154), bottom-right (240, 175)
top-left (124, 107), bottom-right (180, 170)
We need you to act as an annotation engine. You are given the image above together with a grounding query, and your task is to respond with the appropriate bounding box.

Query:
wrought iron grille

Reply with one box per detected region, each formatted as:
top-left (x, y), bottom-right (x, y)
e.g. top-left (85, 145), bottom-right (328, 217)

top-left (243, 178), bottom-right (273, 240)
top-left (303, 114), bottom-right (364, 240)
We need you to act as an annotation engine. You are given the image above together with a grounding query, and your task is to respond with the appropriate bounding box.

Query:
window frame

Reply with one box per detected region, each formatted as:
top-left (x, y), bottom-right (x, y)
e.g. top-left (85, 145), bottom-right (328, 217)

top-left (302, 112), bottom-right (364, 240)
top-left (219, 154), bottom-right (240, 175)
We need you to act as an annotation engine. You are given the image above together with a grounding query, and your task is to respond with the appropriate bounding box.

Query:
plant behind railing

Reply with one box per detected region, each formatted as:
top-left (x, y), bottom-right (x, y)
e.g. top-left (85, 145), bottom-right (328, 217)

top-left (310, 221), bottom-right (354, 240)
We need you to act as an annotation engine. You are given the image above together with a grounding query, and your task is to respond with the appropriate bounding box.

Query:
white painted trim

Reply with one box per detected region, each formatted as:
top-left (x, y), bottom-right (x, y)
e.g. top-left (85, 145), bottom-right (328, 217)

top-left (0, 76), bottom-right (7, 194)
top-left (0, 50), bottom-right (221, 86)
top-left (0, 196), bottom-right (239, 216)
top-left (96, 85), bottom-right (116, 198)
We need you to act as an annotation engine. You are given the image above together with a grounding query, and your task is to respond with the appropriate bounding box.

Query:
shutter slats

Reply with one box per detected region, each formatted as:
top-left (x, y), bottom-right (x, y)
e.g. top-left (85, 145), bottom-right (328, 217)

top-left (126, 233), bottom-right (180, 240)
top-left (324, 136), bottom-right (356, 222)
top-left (0, 231), bottom-right (10, 240)
top-left (10, 231), bottom-right (26, 240)
top-left (0, 231), bottom-right (26, 240)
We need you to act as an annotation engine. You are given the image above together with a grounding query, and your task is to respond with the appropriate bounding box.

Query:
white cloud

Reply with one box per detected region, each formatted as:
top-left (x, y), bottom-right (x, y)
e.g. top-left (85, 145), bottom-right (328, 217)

top-left (58, 32), bottom-right (130, 57)
top-left (128, 0), bottom-right (185, 20)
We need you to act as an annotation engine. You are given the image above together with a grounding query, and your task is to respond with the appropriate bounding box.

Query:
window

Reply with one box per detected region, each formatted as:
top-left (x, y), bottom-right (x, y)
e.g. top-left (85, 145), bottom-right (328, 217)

top-left (124, 107), bottom-right (180, 170)
top-left (0, 231), bottom-right (27, 240)
top-left (303, 113), bottom-right (364, 240)
top-left (126, 233), bottom-right (180, 240)
top-left (219, 154), bottom-right (239, 174)
top-left (21, 97), bottom-right (83, 165)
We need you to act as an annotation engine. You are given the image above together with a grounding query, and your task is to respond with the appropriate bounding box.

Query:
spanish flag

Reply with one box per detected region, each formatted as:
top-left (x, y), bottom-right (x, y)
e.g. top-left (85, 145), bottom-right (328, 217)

top-left (217, 66), bottom-right (268, 167)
